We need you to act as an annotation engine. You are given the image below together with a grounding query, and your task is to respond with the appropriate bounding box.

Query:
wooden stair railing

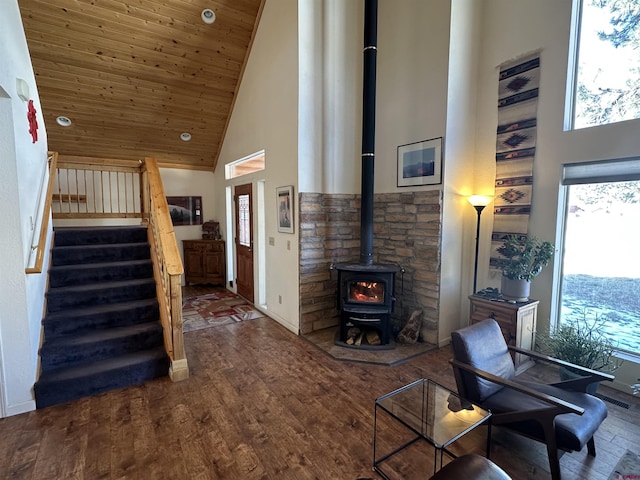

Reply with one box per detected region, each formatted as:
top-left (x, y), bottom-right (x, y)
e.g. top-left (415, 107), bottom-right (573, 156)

top-left (52, 156), bottom-right (142, 219)
top-left (141, 157), bottom-right (189, 381)
top-left (34, 154), bottom-right (188, 381)
top-left (26, 152), bottom-right (58, 274)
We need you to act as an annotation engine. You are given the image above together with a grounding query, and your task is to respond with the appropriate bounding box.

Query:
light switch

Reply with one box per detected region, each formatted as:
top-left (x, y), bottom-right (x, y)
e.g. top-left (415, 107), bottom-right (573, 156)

top-left (16, 78), bottom-right (29, 101)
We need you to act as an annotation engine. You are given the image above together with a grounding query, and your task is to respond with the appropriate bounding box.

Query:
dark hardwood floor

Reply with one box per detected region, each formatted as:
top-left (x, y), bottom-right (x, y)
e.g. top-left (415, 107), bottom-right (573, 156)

top-left (1, 299), bottom-right (638, 479)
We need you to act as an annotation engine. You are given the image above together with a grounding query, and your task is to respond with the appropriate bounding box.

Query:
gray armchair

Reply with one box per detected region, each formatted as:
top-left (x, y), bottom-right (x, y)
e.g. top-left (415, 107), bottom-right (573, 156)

top-left (450, 318), bottom-right (614, 480)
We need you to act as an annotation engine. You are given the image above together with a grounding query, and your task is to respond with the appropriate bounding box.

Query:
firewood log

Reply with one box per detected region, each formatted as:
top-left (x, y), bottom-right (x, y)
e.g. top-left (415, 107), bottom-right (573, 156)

top-left (397, 310), bottom-right (423, 343)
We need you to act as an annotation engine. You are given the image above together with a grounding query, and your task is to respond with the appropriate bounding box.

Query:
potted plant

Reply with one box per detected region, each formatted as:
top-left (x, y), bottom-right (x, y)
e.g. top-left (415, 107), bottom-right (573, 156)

top-left (536, 311), bottom-right (621, 393)
top-left (496, 235), bottom-right (554, 301)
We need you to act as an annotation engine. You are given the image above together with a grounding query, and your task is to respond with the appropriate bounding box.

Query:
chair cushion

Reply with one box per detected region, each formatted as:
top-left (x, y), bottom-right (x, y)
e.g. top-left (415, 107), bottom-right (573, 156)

top-left (451, 319), bottom-right (516, 401)
top-left (482, 380), bottom-right (608, 451)
top-left (429, 454), bottom-right (511, 480)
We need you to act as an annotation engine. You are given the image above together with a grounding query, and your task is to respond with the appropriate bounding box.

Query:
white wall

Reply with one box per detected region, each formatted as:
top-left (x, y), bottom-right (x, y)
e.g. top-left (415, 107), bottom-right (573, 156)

top-left (376, 0), bottom-right (451, 195)
top-left (320, 0), bottom-right (362, 194)
top-left (299, 0), bottom-right (362, 195)
top-left (160, 167), bottom-right (217, 280)
top-left (302, 0), bottom-right (454, 196)
top-left (439, 0), bottom-right (483, 344)
top-left (298, 0), bottom-right (324, 194)
top-left (215, 0), bottom-right (299, 333)
top-left (0, 0), bottom-right (51, 417)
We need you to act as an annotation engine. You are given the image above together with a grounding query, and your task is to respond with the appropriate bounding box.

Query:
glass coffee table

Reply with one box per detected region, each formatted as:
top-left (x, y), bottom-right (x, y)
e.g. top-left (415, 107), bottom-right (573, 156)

top-left (373, 378), bottom-right (491, 478)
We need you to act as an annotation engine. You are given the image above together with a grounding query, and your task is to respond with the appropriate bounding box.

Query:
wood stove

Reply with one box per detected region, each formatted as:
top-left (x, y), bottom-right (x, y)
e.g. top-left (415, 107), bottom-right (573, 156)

top-left (336, 264), bottom-right (398, 347)
top-left (334, 0), bottom-right (399, 349)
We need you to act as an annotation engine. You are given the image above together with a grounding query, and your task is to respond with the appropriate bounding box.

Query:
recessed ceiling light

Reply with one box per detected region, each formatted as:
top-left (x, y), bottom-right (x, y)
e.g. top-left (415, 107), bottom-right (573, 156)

top-left (180, 132), bottom-right (192, 141)
top-left (56, 116), bottom-right (72, 127)
top-left (201, 9), bottom-right (216, 24)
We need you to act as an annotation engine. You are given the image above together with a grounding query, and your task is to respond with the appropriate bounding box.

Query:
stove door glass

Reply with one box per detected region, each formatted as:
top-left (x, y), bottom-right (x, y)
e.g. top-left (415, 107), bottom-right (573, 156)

top-left (348, 280), bottom-right (385, 304)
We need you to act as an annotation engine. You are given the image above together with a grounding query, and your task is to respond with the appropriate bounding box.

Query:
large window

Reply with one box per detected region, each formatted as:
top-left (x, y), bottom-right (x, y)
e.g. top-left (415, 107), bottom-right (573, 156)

top-left (568, 0), bottom-right (640, 129)
top-left (557, 159), bottom-right (640, 354)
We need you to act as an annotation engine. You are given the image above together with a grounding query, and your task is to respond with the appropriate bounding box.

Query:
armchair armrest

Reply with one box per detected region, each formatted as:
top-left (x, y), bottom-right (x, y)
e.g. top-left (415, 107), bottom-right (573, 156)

top-left (507, 346), bottom-right (615, 382)
top-left (450, 359), bottom-right (585, 415)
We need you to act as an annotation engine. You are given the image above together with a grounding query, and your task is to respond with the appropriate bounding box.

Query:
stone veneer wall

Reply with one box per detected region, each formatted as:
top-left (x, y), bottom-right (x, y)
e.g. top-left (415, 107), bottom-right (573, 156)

top-left (299, 190), bottom-right (442, 345)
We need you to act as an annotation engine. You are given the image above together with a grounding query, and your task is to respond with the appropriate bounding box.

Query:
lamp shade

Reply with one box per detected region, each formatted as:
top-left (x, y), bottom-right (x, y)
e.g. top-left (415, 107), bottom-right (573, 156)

top-left (468, 195), bottom-right (491, 207)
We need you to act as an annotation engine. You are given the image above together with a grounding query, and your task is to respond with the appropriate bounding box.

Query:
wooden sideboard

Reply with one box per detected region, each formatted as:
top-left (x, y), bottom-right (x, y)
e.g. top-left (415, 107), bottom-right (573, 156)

top-left (183, 239), bottom-right (225, 286)
top-left (468, 294), bottom-right (539, 373)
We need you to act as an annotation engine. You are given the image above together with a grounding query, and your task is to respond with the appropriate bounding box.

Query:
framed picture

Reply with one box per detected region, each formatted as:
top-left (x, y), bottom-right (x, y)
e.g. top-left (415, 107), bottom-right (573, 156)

top-left (166, 196), bottom-right (203, 226)
top-left (276, 186), bottom-right (294, 233)
top-left (397, 137), bottom-right (443, 187)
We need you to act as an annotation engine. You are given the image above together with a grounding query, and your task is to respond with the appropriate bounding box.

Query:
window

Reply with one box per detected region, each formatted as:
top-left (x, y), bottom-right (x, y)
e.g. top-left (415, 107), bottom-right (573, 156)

top-left (567, 0), bottom-right (640, 129)
top-left (225, 150), bottom-right (265, 180)
top-left (556, 159), bottom-right (640, 354)
top-left (238, 193), bottom-right (251, 247)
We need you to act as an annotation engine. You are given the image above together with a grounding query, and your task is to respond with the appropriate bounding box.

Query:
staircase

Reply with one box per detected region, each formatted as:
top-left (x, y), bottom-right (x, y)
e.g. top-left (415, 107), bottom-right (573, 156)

top-left (35, 226), bottom-right (169, 409)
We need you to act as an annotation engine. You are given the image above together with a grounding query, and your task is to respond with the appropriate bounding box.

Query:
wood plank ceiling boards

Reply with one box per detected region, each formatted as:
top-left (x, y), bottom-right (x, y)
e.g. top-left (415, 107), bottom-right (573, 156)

top-left (19, 0), bottom-right (264, 171)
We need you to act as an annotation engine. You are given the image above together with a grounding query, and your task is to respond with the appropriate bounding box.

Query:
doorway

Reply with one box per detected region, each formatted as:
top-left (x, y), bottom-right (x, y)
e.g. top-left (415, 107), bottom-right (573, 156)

top-left (234, 183), bottom-right (254, 302)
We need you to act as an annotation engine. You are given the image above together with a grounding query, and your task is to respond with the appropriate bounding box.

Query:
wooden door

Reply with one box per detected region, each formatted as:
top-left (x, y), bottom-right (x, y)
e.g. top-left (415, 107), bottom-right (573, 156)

top-left (234, 183), bottom-right (254, 302)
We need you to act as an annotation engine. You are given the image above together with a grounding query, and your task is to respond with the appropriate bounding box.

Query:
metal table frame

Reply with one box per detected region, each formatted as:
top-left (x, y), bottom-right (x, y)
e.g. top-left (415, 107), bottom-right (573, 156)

top-left (373, 378), bottom-right (492, 478)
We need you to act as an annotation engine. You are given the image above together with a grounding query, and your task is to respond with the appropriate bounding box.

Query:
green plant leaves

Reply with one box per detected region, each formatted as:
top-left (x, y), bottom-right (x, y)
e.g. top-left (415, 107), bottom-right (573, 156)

top-left (496, 235), bottom-right (555, 281)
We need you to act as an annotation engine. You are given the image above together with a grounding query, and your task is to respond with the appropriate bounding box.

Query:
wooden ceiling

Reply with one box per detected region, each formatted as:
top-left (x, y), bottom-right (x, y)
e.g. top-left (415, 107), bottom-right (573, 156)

top-left (19, 0), bottom-right (264, 171)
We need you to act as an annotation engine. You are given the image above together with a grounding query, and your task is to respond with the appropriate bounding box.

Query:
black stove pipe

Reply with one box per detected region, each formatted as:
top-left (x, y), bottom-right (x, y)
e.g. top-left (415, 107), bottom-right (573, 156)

top-left (359, 0), bottom-right (378, 266)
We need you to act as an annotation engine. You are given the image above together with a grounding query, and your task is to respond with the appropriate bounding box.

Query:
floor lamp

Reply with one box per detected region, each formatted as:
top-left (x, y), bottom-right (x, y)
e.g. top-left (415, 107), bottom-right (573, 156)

top-left (468, 196), bottom-right (491, 294)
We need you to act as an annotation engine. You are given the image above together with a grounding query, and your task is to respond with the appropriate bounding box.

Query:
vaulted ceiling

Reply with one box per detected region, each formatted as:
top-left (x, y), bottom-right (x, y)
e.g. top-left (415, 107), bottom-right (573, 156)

top-left (19, 0), bottom-right (264, 171)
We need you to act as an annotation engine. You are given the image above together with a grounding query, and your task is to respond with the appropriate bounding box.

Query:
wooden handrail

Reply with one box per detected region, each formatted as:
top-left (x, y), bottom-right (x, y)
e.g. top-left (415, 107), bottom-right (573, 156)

top-left (142, 157), bottom-right (188, 381)
top-left (143, 158), bottom-right (184, 276)
top-left (26, 152), bottom-right (58, 274)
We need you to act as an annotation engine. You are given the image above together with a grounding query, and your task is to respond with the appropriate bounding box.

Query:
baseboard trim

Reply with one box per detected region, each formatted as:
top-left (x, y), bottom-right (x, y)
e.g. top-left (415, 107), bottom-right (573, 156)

top-left (256, 307), bottom-right (298, 335)
top-left (5, 399), bottom-right (36, 417)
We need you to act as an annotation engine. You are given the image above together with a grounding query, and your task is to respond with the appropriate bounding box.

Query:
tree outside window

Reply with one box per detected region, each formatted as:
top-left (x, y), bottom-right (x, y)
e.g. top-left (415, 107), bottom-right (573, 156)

top-left (574, 0), bottom-right (640, 128)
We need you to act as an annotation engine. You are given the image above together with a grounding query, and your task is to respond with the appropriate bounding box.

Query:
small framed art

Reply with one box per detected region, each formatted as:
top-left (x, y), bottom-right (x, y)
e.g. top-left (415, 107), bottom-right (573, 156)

top-left (166, 196), bottom-right (203, 226)
top-left (276, 186), bottom-right (294, 233)
top-left (397, 137), bottom-right (443, 187)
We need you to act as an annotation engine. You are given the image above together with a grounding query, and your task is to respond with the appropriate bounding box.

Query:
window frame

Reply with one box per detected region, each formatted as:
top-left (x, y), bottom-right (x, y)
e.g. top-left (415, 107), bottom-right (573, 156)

top-left (564, 0), bottom-right (640, 131)
top-left (225, 150), bottom-right (265, 180)
top-left (551, 157), bottom-right (640, 355)
top-left (564, 0), bottom-right (584, 131)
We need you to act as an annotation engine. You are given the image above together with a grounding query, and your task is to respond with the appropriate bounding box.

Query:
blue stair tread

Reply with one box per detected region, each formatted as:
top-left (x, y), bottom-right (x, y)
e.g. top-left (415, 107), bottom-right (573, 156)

top-left (55, 226), bottom-right (146, 233)
top-left (49, 258), bottom-right (152, 272)
top-left (54, 241), bottom-right (149, 251)
top-left (43, 322), bottom-right (162, 347)
top-left (53, 226), bottom-right (148, 246)
top-left (36, 347), bottom-right (167, 385)
top-left (44, 298), bottom-right (158, 320)
top-left (48, 277), bottom-right (155, 295)
top-left (38, 226), bottom-right (167, 409)
top-left (54, 226), bottom-right (146, 231)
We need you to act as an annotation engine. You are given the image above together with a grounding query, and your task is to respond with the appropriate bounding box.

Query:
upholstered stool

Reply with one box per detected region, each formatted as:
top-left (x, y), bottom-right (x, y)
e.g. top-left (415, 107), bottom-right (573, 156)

top-left (429, 454), bottom-right (511, 480)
